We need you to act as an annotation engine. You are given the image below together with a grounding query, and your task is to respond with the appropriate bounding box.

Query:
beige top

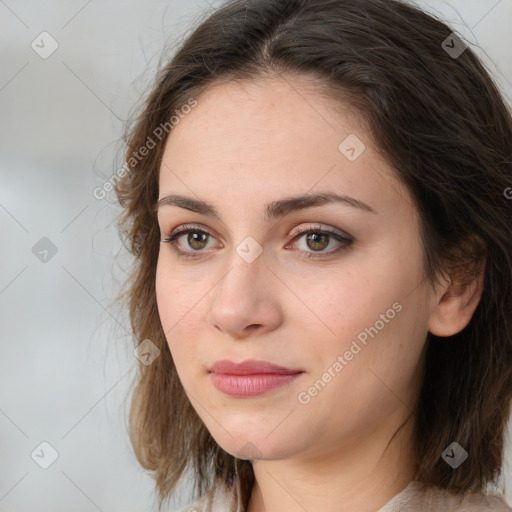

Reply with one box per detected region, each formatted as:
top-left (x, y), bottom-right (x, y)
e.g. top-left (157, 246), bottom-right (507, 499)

top-left (175, 477), bottom-right (512, 512)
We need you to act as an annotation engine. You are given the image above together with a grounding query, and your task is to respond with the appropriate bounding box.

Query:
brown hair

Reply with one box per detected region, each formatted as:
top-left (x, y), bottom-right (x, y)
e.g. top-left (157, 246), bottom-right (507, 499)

top-left (113, 0), bottom-right (512, 509)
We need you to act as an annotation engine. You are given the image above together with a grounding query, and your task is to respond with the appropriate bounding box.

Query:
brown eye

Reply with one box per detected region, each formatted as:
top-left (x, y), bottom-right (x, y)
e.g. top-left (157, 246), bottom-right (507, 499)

top-left (186, 232), bottom-right (209, 250)
top-left (304, 232), bottom-right (330, 251)
top-left (162, 223), bottom-right (353, 261)
top-left (162, 225), bottom-right (217, 259)
top-left (288, 224), bottom-right (354, 260)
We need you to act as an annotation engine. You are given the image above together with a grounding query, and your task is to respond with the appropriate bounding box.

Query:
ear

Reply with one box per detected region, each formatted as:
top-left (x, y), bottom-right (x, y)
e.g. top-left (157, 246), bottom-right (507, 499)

top-left (428, 236), bottom-right (487, 337)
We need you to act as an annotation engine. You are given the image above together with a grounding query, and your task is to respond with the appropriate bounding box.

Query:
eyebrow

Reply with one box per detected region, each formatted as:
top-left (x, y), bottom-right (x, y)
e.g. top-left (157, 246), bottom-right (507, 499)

top-left (154, 192), bottom-right (376, 219)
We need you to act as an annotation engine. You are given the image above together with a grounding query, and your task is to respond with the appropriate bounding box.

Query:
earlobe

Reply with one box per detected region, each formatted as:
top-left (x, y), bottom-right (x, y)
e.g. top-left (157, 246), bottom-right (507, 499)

top-left (428, 248), bottom-right (486, 338)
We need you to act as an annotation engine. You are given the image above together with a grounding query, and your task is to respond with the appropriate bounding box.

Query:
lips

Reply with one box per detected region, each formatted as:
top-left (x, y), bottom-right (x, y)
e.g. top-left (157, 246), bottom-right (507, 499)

top-left (208, 359), bottom-right (304, 397)
top-left (208, 359), bottom-right (302, 375)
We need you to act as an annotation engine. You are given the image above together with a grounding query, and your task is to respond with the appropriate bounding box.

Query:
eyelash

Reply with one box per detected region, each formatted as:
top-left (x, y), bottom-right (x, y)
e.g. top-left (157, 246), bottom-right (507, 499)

top-left (161, 223), bottom-right (354, 260)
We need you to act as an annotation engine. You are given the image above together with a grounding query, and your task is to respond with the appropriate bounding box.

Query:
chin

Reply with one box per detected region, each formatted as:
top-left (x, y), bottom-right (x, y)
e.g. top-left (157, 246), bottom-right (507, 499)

top-left (210, 427), bottom-right (301, 462)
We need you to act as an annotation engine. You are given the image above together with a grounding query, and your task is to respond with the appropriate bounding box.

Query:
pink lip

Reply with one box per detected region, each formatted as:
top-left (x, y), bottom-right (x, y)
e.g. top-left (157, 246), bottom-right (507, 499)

top-left (209, 359), bottom-right (302, 375)
top-left (208, 359), bottom-right (304, 397)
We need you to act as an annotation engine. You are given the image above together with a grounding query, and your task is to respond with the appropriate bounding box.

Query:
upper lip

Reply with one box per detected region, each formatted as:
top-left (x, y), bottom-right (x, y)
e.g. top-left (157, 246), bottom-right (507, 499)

top-left (209, 359), bottom-right (302, 375)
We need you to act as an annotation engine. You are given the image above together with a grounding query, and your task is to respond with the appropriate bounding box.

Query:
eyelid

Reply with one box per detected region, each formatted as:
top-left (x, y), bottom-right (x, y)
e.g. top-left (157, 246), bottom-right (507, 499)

top-left (161, 222), bottom-right (354, 259)
top-left (288, 223), bottom-right (352, 242)
top-left (165, 223), bottom-right (222, 241)
top-left (163, 222), bottom-right (350, 242)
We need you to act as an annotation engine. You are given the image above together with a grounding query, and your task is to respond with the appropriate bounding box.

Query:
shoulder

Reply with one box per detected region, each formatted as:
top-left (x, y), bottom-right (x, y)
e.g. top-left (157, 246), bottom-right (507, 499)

top-left (420, 481), bottom-right (512, 512)
top-left (457, 491), bottom-right (512, 511)
top-left (381, 480), bottom-right (512, 511)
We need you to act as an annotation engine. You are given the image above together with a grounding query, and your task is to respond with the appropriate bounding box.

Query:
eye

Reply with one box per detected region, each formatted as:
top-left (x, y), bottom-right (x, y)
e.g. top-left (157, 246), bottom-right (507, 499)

top-left (161, 223), bottom-right (354, 260)
top-left (286, 224), bottom-right (353, 259)
top-left (161, 224), bottom-right (218, 259)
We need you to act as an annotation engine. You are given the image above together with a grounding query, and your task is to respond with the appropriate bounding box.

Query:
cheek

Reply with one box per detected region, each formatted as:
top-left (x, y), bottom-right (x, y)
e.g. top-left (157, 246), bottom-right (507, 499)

top-left (155, 257), bottom-right (206, 365)
top-left (155, 256), bottom-right (195, 327)
top-left (316, 279), bottom-right (427, 409)
top-left (155, 259), bottom-right (188, 355)
top-left (155, 261), bottom-right (174, 332)
top-left (306, 260), bottom-right (423, 370)
top-left (300, 271), bottom-right (390, 343)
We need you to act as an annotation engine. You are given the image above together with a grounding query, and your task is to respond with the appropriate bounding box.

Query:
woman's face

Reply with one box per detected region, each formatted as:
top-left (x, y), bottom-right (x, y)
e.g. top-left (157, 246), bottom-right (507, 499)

top-left (155, 75), bottom-right (434, 462)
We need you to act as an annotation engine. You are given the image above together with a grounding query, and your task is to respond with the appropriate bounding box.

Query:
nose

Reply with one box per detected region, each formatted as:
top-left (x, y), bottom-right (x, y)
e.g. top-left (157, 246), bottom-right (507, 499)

top-left (206, 254), bottom-right (283, 340)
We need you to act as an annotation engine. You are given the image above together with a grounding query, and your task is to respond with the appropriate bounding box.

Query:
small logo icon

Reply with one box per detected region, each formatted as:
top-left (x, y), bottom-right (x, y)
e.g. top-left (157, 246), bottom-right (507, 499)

top-left (338, 134), bottom-right (366, 161)
top-left (134, 339), bottom-right (161, 366)
top-left (31, 31), bottom-right (59, 59)
top-left (236, 236), bottom-right (263, 263)
top-left (442, 32), bottom-right (467, 59)
top-left (31, 441), bottom-right (59, 469)
top-left (441, 441), bottom-right (468, 468)
top-left (236, 442), bottom-right (263, 461)
top-left (32, 237), bottom-right (58, 263)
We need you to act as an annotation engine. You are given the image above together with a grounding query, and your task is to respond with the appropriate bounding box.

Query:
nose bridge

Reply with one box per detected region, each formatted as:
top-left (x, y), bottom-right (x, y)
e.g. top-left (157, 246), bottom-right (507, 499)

top-left (216, 243), bottom-right (267, 305)
top-left (207, 245), bottom-right (282, 336)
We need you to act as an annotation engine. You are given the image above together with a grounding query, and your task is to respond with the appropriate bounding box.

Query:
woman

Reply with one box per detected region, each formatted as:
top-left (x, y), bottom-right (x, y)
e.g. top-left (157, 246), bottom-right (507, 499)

top-left (113, 0), bottom-right (512, 510)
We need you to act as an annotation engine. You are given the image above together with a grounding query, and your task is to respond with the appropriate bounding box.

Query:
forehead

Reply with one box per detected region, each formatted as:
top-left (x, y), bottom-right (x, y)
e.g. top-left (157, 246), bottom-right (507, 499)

top-left (158, 76), bottom-right (413, 219)
top-left (162, 75), bottom-right (365, 160)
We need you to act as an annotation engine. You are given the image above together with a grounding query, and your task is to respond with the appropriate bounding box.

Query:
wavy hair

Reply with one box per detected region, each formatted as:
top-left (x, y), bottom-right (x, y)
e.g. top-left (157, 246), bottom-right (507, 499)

top-left (113, 0), bottom-right (512, 509)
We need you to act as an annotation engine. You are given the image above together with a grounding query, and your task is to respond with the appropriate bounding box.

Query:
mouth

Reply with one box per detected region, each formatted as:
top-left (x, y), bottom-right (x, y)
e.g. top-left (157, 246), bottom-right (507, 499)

top-left (208, 359), bottom-right (304, 397)
top-left (208, 358), bottom-right (302, 375)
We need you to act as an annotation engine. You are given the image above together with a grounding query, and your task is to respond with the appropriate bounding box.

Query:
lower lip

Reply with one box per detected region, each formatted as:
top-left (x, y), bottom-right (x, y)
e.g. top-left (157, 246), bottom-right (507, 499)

top-left (210, 372), bottom-right (302, 397)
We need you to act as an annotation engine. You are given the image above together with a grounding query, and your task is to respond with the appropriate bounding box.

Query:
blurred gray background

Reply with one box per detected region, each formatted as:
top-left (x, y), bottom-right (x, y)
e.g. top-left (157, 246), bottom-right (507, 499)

top-left (1, 1), bottom-right (511, 511)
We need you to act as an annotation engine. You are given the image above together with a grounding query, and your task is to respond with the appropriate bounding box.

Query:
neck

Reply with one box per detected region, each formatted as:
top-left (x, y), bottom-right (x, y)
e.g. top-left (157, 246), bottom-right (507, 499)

top-left (246, 415), bottom-right (418, 512)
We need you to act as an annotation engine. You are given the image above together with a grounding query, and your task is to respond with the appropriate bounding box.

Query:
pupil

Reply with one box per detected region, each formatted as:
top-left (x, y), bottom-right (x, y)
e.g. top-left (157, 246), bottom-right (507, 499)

top-left (307, 233), bottom-right (328, 251)
top-left (189, 232), bottom-right (206, 249)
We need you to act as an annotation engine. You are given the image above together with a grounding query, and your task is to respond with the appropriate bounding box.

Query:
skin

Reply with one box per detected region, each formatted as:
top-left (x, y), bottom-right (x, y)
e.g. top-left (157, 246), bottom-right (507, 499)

top-left (155, 75), bottom-right (484, 512)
